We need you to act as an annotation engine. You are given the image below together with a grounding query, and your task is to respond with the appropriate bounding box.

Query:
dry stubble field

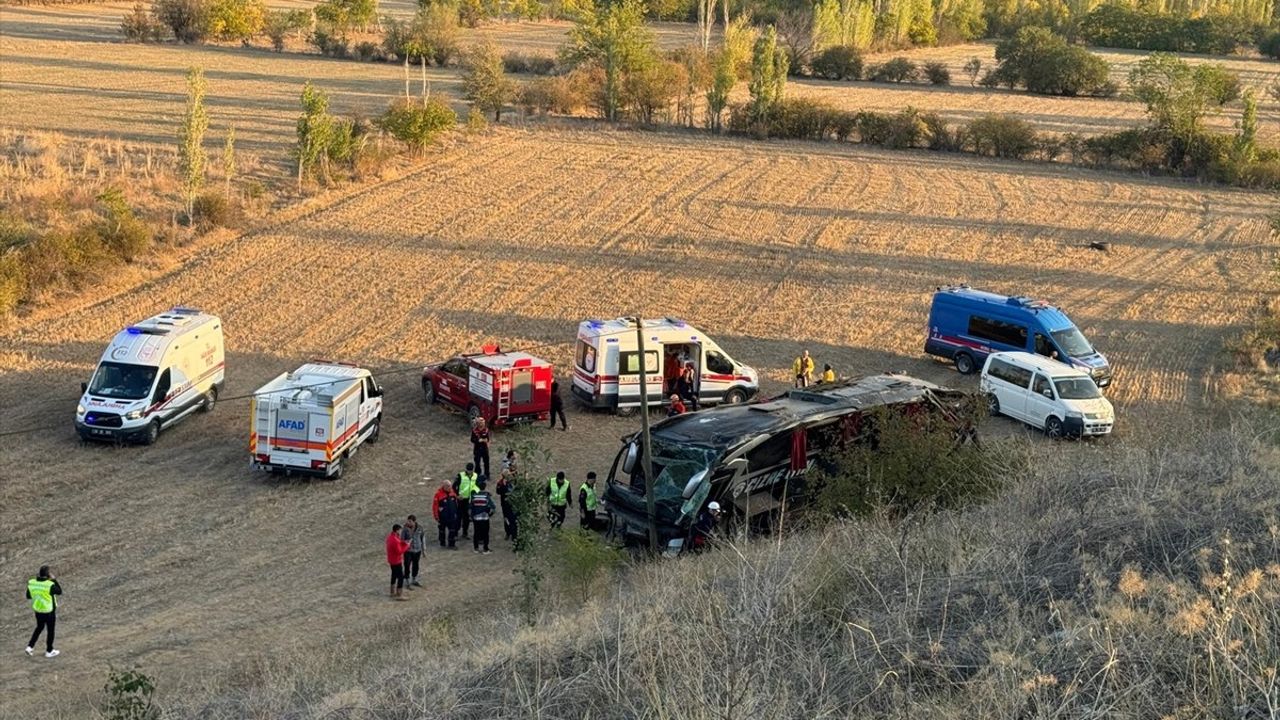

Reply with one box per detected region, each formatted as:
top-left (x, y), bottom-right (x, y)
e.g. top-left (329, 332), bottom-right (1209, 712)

top-left (0, 125), bottom-right (1275, 715)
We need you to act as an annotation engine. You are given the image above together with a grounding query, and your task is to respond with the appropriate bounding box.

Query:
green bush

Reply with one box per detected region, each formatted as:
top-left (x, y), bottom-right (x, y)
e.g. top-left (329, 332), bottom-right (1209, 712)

top-left (518, 74), bottom-right (587, 115)
top-left (310, 28), bottom-right (349, 57)
top-left (554, 529), bottom-right (623, 603)
top-left (868, 57), bottom-right (918, 83)
top-left (809, 45), bottom-right (862, 81)
top-left (923, 61), bottom-right (950, 85)
top-left (967, 114), bottom-right (1038, 159)
top-left (206, 0), bottom-right (265, 43)
top-left (1260, 31), bottom-right (1280, 59)
top-left (922, 112), bottom-right (963, 151)
top-left (121, 2), bottom-right (164, 41)
top-left (991, 27), bottom-right (1113, 97)
top-left (354, 40), bottom-right (382, 61)
top-left (191, 191), bottom-right (234, 230)
top-left (855, 108), bottom-right (928, 149)
top-left (812, 400), bottom-right (1006, 518)
top-left (1079, 4), bottom-right (1258, 55)
top-left (378, 97), bottom-right (457, 154)
top-left (766, 97), bottom-right (839, 140)
top-left (101, 666), bottom-right (159, 720)
top-left (151, 0), bottom-right (209, 43)
top-left (263, 8), bottom-right (309, 51)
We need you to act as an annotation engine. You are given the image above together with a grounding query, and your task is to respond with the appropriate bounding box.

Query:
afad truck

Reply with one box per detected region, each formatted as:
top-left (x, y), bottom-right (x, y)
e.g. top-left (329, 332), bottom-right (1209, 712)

top-left (250, 362), bottom-right (383, 479)
top-left (76, 307), bottom-right (225, 445)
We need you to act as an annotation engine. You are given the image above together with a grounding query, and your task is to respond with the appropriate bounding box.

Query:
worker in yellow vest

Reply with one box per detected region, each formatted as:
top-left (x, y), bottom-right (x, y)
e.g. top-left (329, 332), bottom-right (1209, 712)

top-left (548, 471), bottom-right (570, 528)
top-left (454, 463), bottom-right (480, 539)
top-left (25, 565), bottom-right (62, 658)
top-left (578, 471), bottom-right (600, 530)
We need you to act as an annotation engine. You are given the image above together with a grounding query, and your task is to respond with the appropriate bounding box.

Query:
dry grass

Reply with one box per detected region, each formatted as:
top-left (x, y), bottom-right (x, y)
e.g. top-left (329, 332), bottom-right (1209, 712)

top-left (0, 127), bottom-right (1275, 717)
top-left (113, 420), bottom-right (1280, 719)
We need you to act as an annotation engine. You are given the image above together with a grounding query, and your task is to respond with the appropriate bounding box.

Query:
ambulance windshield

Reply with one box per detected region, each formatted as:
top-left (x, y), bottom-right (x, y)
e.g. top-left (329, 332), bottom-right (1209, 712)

top-left (88, 361), bottom-right (157, 400)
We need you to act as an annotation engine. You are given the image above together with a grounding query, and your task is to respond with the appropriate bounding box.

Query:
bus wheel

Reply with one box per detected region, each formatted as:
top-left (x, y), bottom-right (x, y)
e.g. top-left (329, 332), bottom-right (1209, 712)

top-left (954, 352), bottom-right (976, 375)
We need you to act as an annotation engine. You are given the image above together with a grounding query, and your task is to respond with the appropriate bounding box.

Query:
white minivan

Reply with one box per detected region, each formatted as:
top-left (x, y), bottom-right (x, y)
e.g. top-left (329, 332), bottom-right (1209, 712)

top-left (980, 351), bottom-right (1113, 438)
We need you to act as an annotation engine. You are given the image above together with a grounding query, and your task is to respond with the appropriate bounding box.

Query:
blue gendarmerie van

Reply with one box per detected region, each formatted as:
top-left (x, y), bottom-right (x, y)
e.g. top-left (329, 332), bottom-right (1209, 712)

top-left (924, 286), bottom-right (1112, 388)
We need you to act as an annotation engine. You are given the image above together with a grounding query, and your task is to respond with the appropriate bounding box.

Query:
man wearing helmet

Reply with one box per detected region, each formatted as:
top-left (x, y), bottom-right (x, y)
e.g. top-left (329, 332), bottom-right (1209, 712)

top-left (690, 501), bottom-right (722, 553)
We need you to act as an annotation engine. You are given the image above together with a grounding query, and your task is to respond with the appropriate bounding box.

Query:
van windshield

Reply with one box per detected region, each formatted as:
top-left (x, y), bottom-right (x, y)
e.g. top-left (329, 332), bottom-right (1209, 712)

top-left (87, 361), bottom-right (157, 400)
top-left (1054, 377), bottom-right (1101, 400)
top-left (1051, 327), bottom-right (1094, 357)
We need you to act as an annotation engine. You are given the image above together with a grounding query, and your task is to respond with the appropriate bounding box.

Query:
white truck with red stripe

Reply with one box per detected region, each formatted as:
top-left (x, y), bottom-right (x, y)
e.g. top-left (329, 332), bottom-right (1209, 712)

top-left (76, 307), bottom-right (225, 445)
top-left (250, 362), bottom-right (383, 479)
top-left (571, 318), bottom-right (759, 414)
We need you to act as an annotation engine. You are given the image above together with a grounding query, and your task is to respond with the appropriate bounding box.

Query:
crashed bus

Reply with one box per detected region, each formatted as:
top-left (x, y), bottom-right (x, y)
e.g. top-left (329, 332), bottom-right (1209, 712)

top-left (601, 374), bottom-right (970, 553)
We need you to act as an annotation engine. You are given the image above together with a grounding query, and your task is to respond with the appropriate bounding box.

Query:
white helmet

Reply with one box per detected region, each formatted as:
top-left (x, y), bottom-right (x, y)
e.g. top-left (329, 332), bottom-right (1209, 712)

top-left (707, 501), bottom-right (721, 512)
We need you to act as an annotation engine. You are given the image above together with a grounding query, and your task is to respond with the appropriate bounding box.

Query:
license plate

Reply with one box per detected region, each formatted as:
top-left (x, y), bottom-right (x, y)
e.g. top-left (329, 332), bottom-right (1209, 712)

top-left (91, 429), bottom-right (111, 436)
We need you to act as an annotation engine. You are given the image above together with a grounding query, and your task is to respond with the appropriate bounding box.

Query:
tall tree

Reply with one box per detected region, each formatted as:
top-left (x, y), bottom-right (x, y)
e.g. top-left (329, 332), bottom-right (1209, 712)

top-left (222, 126), bottom-right (236, 200)
top-left (178, 66), bottom-right (209, 223)
top-left (748, 25), bottom-right (787, 125)
top-left (565, 0), bottom-right (656, 121)
top-left (295, 82), bottom-right (335, 190)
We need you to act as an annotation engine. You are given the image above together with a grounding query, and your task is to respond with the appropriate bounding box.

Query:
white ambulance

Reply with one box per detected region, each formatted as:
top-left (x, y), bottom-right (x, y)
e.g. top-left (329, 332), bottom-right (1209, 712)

top-left (76, 307), bottom-right (225, 445)
top-left (250, 362), bottom-right (383, 479)
top-left (571, 318), bottom-right (759, 414)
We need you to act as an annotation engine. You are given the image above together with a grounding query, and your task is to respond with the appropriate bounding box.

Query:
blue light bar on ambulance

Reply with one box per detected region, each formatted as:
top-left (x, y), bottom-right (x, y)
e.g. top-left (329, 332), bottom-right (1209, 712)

top-left (127, 327), bottom-right (141, 334)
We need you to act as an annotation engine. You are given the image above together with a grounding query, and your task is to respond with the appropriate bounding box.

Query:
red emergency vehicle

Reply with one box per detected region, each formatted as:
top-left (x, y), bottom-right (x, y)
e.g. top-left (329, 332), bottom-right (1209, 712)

top-left (421, 346), bottom-right (554, 427)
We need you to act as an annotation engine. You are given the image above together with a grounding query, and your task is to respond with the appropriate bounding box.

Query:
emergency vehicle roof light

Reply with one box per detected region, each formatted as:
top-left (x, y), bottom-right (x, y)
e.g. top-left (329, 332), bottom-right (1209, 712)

top-left (127, 327), bottom-right (141, 334)
top-left (482, 343), bottom-right (500, 354)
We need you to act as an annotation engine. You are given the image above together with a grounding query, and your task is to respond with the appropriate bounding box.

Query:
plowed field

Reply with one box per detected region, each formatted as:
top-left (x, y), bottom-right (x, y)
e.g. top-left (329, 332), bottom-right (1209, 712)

top-left (1, 126), bottom-right (1274, 716)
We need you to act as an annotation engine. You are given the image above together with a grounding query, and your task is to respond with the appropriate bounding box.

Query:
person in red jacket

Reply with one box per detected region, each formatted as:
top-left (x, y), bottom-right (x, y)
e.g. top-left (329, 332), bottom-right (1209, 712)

top-left (385, 524), bottom-right (411, 600)
top-left (432, 480), bottom-right (461, 549)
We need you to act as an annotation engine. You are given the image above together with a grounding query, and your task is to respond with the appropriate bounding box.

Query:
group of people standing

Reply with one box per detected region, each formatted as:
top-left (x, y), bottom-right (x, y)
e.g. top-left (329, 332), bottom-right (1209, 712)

top-left (382, 439), bottom-right (607, 600)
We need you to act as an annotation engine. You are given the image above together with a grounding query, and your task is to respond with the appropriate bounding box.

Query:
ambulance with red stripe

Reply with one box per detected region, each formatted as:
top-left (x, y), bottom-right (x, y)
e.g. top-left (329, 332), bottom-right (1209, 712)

top-left (571, 318), bottom-right (759, 414)
top-left (250, 362), bottom-right (383, 479)
top-left (76, 307), bottom-right (225, 445)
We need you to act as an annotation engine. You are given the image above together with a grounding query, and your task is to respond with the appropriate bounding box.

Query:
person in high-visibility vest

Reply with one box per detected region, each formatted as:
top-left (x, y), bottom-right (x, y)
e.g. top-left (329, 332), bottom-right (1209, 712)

top-left (547, 471), bottom-right (570, 528)
top-left (454, 463), bottom-right (480, 539)
top-left (792, 350), bottom-right (815, 388)
top-left (25, 565), bottom-right (62, 658)
top-left (578, 471), bottom-right (600, 530)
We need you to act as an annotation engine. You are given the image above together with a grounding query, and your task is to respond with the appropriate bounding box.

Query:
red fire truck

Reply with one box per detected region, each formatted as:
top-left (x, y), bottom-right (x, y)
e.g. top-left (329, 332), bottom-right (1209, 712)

top-left (421, 346), bottom-right (554, 427)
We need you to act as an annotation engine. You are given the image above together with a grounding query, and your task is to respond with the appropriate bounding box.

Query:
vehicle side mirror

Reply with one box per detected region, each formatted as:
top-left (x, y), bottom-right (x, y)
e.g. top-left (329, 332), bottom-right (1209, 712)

top-left (1041, 389), bottom-right (1053, 398)
top-left (81, 382), bottom-right (88, 394)
top-left (622, 441), bottom-right (638, 475)
top-left (682, 469), bottom-right (709, 499)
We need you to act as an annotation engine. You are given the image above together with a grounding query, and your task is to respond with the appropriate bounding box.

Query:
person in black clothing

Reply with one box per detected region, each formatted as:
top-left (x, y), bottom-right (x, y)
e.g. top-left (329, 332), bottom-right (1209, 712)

top-left (25, 565), bottom-right (62, 658)
top-left (675, 363), bottom-right (699, 411)
top-left (549, 380), bottom-right (568, 431)
top-left (497, 469), bottom-right (518, 542)
top-left (689, 501), bottom-right (721, 554)
top-left (578, 471), bottom-right (600, 530)
top-left (433, 480), bottom-right (461, 550)
top-left (470, 479), bottom-right (496, 554)
top-left (470, 417), bottom-right (491, 479)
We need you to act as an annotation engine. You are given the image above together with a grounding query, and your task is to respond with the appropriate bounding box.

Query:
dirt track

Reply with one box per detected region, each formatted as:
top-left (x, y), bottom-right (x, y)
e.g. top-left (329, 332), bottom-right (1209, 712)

top-left (0, 127), bottom-right (1275, 715)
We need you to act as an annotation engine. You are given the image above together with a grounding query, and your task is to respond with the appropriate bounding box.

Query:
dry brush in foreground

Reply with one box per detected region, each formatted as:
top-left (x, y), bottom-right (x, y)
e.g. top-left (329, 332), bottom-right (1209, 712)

top-left (164, 421), bottom-right (1280, 718)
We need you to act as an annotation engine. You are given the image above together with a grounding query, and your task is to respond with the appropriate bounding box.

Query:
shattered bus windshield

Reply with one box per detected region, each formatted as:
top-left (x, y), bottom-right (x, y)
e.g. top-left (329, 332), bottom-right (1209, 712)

top-left (629, 441), bottom-right (717, 502)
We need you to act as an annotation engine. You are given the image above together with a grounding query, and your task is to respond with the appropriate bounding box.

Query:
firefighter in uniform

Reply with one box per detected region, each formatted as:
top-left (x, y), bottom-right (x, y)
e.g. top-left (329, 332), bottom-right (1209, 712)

top-left (579, 471), bottom-right (600, 530)
top-left (548, 471), bottom-right (570, 528)
top-left (454, 463), bottom-right (480, 539)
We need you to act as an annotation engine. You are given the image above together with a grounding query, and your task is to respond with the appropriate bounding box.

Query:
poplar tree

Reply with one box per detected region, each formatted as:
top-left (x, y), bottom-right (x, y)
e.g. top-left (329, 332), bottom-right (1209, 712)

top-left (178, 66), bottom-right (209, 223)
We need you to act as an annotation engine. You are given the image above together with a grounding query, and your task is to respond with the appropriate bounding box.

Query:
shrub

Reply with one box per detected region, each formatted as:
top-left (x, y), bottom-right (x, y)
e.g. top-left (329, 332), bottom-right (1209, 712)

top-left (624, 60), bottom-right (684, 125)
top-left (921, 112), bottom-right (963, 151)
top-left (310, 28), bottom-right (349, 58)
top-left (101, 666), bottom-right (159, 720)
top-left (809, 45), bottom-right (862, 81)
top-left (1080, 3), bottom-right (1258, 55)
top-left (519, 74), bottom-right (587, 116)
top-left (768, 97), bottom-right (838, 140)
top-left (855, 108), bottom-right (928, 149)
top-left (378, 97), bottom-right (457, 155)
top-left (1260, 31), bottom-right (1280, 59)
top-left (151, 0), bottom-right (209, 43)
top-left (206, 0), bottom-right (265, 43)
top-left (422, 1), bottom-right (461, 66)
top-left (502, 51), bottom-right (557, 75)
top-left (967, 114), bottom-right (1038, 159)
top-left (992, 27), bottom-right (1112, 97)
top-left (869, 57), bottom-right (918, 83)
top-left (313, 0), bottom-right (377, 36)
top-left (353, 40), bottom-right (382, 61)
top-left (263, 8), bottom-right (309, 52)
top-left (963, 57), bottom-right (981, 86)
top-left (121, 2), bottom-right (164, 41)
top-left (190, 191), bottom-right (235, 230)
top-left (0, 250), bottom-right (26, 315)
top-left (95, 187), bottom-right (152, 260)
top-left (554, 530), bottom-right (623, 603)
top-left (463, 40), bottom-right (517, 121)
top-left (923, 61), bottom-right (950, 86)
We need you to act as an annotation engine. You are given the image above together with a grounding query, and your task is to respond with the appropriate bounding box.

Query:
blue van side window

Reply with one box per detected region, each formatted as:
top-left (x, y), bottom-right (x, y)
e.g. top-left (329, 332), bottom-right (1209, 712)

top-left (967, 316), bottom-right (1027, 348)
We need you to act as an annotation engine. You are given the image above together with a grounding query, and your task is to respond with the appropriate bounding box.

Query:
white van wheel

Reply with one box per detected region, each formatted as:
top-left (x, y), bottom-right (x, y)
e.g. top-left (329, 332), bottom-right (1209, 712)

top-left (329, 460), bottom-right (344, 480)
top-left (1045, 416), bottom-right (1065, 439)
top-left (367, 418), bottom-right (381, 444)
top-left (954, 352), bottom-right (976, 375)
top-left (616, 406), bottom-right (637, 418)
top-left (986, 393), bottom-right (1000, 417)
top-left (201, 387), bottom-right (217, 413)
top-left (725, 388), bottom-right (747, 404)
top-left (142, 420), bottom-right (161, 445)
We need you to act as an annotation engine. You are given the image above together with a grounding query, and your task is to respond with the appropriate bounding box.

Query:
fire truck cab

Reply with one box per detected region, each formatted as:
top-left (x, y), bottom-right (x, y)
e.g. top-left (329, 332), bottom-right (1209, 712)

top-left (421, 346), bottom-right (554, 427)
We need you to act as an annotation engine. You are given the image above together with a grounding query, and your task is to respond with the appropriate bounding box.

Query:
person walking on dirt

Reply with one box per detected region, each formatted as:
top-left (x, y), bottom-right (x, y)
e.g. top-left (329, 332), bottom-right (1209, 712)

top-left (668, 393), bottom-right (687, 417)
top-left (400, 516), bottom-right (425, 589)
top-left (386, 524), bottom-right (411, 600)
top-left (549, 380), bottom-right (568, 431)
top-left (433, 480), bottom-right (461, 549)
top-left (25, 565), bottom-right (61, 658)
top-left (454, 463), bottom-right (480, 539)
top-left (676, 363), bottom-right (698, 410)
top-left (579, 472), bottom-right (600, 531)
top-left (470, 479), bottom-right (496, 554)
top-left (548, 471), bottom-right (571, 529)
top-left (470, 417), bottom-right (492, 479)
top-left (793, 351), bottom-right (815, 388)
top-left (821, 364), bottom-right (835, 383)
top-left (497, 469), bottom-right (518, 543)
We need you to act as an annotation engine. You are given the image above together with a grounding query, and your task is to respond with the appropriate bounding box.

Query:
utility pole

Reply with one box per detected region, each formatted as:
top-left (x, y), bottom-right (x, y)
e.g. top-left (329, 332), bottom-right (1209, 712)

top-left (634, 316), bottom-right (658, 554)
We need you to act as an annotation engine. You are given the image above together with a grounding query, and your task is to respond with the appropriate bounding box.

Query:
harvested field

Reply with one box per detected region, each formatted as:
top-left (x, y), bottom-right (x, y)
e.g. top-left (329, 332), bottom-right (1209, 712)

top-left (0, 127), bottom-right (1274, 716)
